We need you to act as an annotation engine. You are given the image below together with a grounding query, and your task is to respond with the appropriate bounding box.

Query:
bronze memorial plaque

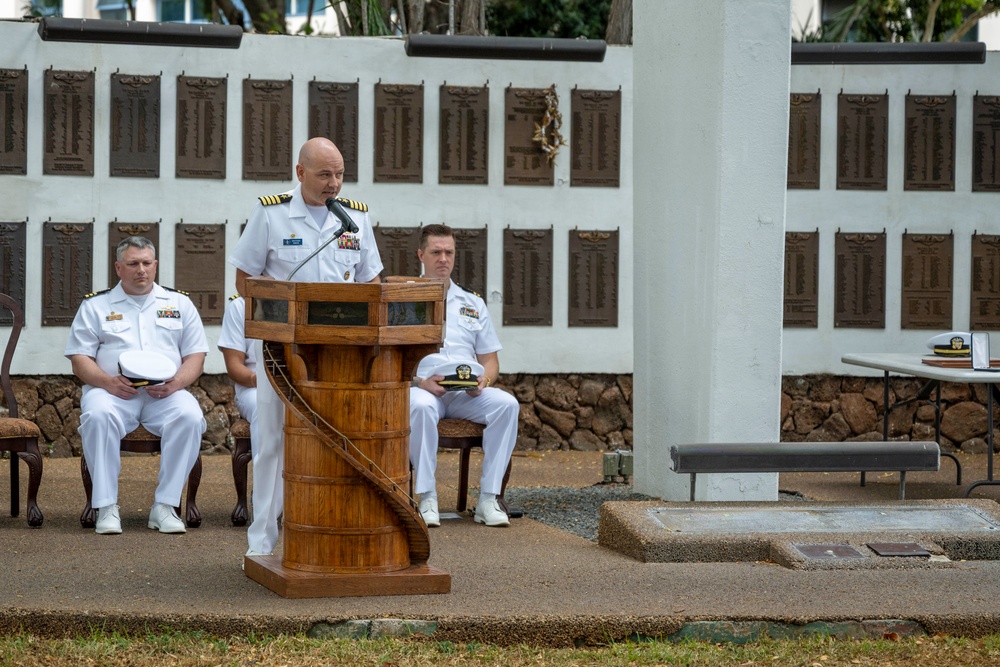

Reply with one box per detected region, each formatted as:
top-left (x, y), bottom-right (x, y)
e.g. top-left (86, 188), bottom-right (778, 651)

top-left (309, 81), bottom-right (359, 183)
top-left (904, 94), bottom-right (955, 192)
top-left (373, 225), bottom-right (421, 277)
top-left (784, 231), bottom-right (819, 328)
top-left (900, 232), bottom-right (953, 330)
top-left (109, 73), bottom-right (160, 178)
top-left (374, 82), bottom-right (423, 183)
top-left (973, 95), bottom-right (1000, 192)
top-left (503, 228), bottom-right (552, 326)
top-left (834, 231), bottom-right (886, 329)
top-left (837, 93), bottom-right (888, 191)
top-left (0, 69), bottom-right (28, 175)
top-left (43, 70), bottom-right (95, 176)
top-left (453, 227), bottom-right (488, 297)
top-left (175, 224), bottom-right (225, 325)
top-left (570, 88), bottom-right (621, 188)
top-left (971, 234), bottom-right (1000, 329)
top-left (439, 84), bottom-right (488, 185)
top-left (568, 229), bottom-right (618, 327)
top-left (108, 221), bottom-right (160, 288)
top-left (176, 76), bottom-right (227, 179)
top-left (0, 222), bottom-right (26, 325)
top-left (505, 87), bottom-right (555, 186)
top-left (242, 78), bottom-right (293, 181)
top-left (788, 92), bottom-right (821, 190)
top-left (43, 222), bottom-right (92, 326)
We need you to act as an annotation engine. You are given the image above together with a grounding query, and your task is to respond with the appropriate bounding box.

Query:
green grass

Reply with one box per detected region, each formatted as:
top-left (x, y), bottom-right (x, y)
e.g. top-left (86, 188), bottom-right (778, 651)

top-left (1, 631), bottom-right (1000, 666)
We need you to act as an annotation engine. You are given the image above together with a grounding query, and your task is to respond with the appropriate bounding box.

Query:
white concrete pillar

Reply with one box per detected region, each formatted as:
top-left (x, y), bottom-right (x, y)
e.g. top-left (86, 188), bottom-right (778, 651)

top-left (633, 0), bottom-right (790, 501)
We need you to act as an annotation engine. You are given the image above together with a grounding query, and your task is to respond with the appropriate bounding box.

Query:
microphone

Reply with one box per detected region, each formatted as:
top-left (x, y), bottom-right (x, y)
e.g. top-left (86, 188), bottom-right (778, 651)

top-left (326, 198), bottom-right (359, 234)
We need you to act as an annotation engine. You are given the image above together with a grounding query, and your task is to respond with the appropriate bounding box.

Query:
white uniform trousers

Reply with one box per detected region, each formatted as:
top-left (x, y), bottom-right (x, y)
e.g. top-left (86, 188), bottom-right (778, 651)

top-left (409, 387), bottom-right (519, 497)
top-left (247, 340), bottom-right (286, 554)
top-left (79, 388), bottom-right (205, 509)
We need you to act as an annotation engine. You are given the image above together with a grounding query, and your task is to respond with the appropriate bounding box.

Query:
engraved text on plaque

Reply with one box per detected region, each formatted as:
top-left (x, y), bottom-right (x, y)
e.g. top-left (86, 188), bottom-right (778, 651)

top-left (900, 232), bottom-right (953, 329)
top-left (454, 227), bottom-right (488, 297)
top-left (568, 229), bottom-right (618, 327)
top-left (44, 70), bottom-right (95, 176)
top-left (175, 224), bottom-right (225, 324)
top-left (837, 93), bottom-right (888, 191)
top-left (110, 73), bottom-right (160, 178)
top-left (973, 95), bottom-right (1000, 192)
top-left (505, 87), bottom-right (555, 186)
top-left (788, 93), bottom-right (820, 189)
top-left (374, 82), bottom-right (423, 183)
top-left (373, 226), bottom-right (421, 277)
top-left (834, 231), bottom-right (886, 328)
top-left (971, 234), bottom-right (1000, 329)
top-left (784, 231), bottom-right (819, 327)
top-left (243, 78), bottom-right (293, 181)
top-left (0, 222), bottom-right (26, 325)
top-left (439, 85), bottom-right (488, 185)
top-left (904, 94), bottom-right (955, 191)
top-left (0, 69), bottom-right (27, 175)
top-left (570, 88), bottom-right (621, 188)
top-left (43, 222), bottom-right (93, 326)
top-left (176, 76), bottom-right (227, 179)
top-left (503, 228), bottom-right (552, 325)
top-left (309, 81), bottom-right (359, 182)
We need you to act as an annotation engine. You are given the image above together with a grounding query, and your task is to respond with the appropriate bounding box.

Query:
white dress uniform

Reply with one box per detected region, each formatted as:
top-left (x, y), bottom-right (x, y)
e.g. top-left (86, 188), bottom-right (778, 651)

top-left (409, 281), bottom-right (519, 498)
top-left (217, 295), bottom-right (257, 423)
top-left (229, 182), bottom-right (383, 555)
top-left (64, 282), bottom-right (208, 510)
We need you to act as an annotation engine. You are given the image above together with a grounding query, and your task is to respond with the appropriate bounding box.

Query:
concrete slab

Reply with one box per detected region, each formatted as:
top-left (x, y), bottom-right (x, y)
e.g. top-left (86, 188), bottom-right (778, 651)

top-left (598, 499), bottom-right (1000, 570)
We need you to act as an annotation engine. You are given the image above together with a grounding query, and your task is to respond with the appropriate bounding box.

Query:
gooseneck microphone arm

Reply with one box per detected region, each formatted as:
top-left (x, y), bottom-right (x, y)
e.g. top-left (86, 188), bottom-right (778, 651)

top-left (284, 198), bottom-right (359, 281)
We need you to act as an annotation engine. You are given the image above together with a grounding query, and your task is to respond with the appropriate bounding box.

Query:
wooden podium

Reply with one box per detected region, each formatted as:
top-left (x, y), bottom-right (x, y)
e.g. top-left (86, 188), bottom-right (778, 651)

top-left (241, 277), bottom-right (451, 598)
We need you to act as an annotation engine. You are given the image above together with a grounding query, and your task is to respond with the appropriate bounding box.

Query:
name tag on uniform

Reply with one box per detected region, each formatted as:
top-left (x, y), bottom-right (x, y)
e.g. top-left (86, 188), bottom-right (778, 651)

top-left (157, 308), bottom-right (181, 319)
top-left (283, 238), bottom-right (303, 246)
top-left (105, 311), bottom-right (123, 321)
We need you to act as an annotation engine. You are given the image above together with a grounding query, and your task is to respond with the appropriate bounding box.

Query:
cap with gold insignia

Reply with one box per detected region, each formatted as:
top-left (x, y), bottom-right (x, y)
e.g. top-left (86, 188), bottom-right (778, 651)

top-left (430, 360), bottom-right (485, 391)
top-left (927, 331), bottom-right (972, 357)
top-left (117, 350), bottom-right (178, 387)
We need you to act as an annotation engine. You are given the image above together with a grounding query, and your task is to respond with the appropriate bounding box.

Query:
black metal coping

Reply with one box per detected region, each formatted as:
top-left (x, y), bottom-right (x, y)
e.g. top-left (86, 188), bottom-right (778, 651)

top-left (792, 42), bottom-right (985, 65)
top-left (405, 34), bottom-right (606, 62)
top-left (37, 16), bottom-right (243, 48)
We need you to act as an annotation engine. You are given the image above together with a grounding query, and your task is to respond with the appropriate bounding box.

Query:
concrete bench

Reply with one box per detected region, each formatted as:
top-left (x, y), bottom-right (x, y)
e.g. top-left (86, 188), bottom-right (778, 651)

top-left (670, 441), bottom-right (940, 501)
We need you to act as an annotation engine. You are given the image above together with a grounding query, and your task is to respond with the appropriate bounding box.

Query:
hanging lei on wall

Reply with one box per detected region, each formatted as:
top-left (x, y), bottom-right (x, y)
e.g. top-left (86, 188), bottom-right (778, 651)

top-left (532, 85), bottom-right (565, 165)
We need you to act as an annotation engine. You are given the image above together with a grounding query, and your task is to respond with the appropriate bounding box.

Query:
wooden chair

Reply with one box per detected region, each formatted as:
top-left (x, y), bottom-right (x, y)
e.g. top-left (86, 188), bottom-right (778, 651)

top-left (437, 418), bottom-right (512, 513)
top-left (0, 293), bottom-right (43, 527)
top-left (230, 418), bottom-right (252, 526)
top-left (79, 425), bottom-right (203, 528)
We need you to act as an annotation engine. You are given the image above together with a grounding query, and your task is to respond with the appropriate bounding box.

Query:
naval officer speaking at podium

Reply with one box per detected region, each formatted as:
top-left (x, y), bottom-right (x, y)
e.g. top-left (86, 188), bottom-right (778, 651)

top-left (229, 137), bottom-right (383, 559)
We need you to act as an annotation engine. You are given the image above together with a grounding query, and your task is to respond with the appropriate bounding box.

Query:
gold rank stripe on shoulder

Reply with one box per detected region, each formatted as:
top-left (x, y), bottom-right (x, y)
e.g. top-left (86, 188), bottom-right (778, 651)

top-left (336, 197), bottom-right (368, 212)
top-left (229, 293), bottom-right (241, 301)
top-left (163, 286), bottom-right (190, 296)
top-left (83, 287), bottom-right (112, 300)
top-left (259, 194), bottom-right (293, 206)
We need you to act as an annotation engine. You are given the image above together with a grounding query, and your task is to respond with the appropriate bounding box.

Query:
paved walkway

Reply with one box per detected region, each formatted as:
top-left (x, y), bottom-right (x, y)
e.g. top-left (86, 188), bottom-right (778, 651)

top-left (2, 449), bottom-right (1000, 645)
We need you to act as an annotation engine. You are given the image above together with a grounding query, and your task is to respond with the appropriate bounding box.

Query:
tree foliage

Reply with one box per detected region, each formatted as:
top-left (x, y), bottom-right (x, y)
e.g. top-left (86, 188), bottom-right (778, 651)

top-left (799, 0), bottom-right (999, 42)
top-left (486, 0), bottom-right (611, 39)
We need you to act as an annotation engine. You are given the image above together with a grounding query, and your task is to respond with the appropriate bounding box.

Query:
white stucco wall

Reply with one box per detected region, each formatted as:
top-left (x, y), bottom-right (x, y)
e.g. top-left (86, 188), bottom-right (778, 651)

top-left (786, 55), bottom-right (1000, 377)
top-left (0, 20), bottom-right (633, 376)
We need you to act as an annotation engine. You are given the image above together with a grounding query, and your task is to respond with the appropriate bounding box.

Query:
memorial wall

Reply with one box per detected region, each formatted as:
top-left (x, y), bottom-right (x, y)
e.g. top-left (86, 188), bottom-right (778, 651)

top-left (0, 21), bottom-right (632, 377)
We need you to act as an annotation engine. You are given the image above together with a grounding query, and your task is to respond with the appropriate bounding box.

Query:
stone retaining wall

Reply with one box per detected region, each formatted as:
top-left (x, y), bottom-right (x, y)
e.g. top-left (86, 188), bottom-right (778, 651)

top-left (6, 373), bottom-right (634, 457)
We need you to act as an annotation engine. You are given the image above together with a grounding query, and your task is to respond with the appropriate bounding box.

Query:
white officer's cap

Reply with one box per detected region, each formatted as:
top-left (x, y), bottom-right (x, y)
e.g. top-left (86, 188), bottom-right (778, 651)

top-left (429, 360), bottom-right (485, 391)
top-left (117, 350), bottom-right (178, 387)
top-left (926, 331), bottom-right (972, 357)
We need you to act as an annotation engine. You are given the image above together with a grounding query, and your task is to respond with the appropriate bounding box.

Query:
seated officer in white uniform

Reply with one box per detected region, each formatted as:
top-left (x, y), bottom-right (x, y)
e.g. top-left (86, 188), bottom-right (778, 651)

top-left (229, 137), bottom-right (383, 558)
top-left (65, 236), bottom-right (208, 535)
top-left (409, 224), bottom-right (519, 528)
top-left (217, 294), bottom-right (257, 424)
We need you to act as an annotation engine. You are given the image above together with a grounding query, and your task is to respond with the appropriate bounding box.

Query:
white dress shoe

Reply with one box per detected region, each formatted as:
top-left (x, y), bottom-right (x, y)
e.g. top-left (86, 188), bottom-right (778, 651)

top-left (474, 498), bottom-right (510, 527)
top-left (419, 496), bottom-right (440, 527)
top-left (148, 503), bottom-right (186, 534)
top-left (95, 504), bottom-right (122, 535)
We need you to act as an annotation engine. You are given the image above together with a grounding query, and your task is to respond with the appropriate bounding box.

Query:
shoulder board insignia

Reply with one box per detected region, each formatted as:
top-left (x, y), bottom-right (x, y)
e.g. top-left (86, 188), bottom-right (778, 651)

top-left (229, 293), bottom-right (242, 302)
top-left (336, 197), bottom-right (368, 212)
top-left (454, 282), bottom-right (481, 298)
top-left (83, 288), bottom-right (112, 300)
top-left (258, 194), bottom-right (292, 206)
top-left (163, 286), bottom-right (190, 296)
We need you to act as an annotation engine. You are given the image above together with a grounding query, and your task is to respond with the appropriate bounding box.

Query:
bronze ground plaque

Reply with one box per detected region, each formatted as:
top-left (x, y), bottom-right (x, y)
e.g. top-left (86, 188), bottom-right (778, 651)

top-left (108, 222), bottom-right (160, 288)
top-left (788, 92), bottom-right (820, 190)
top-left (834, 231), bottom-right (886, 329)
top-left (971, 234), bottom-right (1000, 330)
top-left (837, 93), bottom-right (888, 191)
top-left (503, 228), bottom-right (552, 326)
top-left (0, 69), bottom-right (27, 175)
top-left (505, 87), bottom-right (555, 186)
top-left (901, 232), bottom-right (953, 330)
top-left (784, 231), bottom-right (819, 328)
top-left (109, 73), bottom-right (160, 178)
top-left (309, 81), bottom-right (359, 183)
top-left (570, 88), bottom-right (620, 188)
top-left (973, 94), bottom-right (1000, 192)
top-left (43, 222), bottom-right (92, 326)
top-left (0, 221), bottom-right (26, 325)
top-left (243, 78), bottom-right (292, 181)
top-left (373, 225), bottom-right (421, 277)
top-left (176, 75), bottom-right (227, 179)
top-left (904, 94), bottom-right (955, 192)
top-left (374, 82), bottom-right (423, 183)
top-left (453, 227), bottom-right (488, 297)
top-left (568, 229), bottom-right (618, 327)
top-left (439, 84), bottom-right (488, 185)
top-left (43, 70), bottom-right (95, 176)
top-left (175, 224), bottom-right (225, 324)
